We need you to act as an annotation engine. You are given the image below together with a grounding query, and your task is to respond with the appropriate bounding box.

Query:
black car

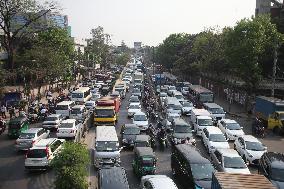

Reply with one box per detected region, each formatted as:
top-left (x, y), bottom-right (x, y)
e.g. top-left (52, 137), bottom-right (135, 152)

top-left (97, 167), bottom-right (129, 189)
top-left (121, 124), bottom-right (140, 148)
top-left (259, 152), bottom-right (284, 189)
top-left (171, 144), bottom-right (215, 189)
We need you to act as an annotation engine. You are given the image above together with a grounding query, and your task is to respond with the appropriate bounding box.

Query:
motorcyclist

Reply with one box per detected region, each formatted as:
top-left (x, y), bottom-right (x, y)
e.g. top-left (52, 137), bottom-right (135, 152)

top-left (184, 137), bottom-right (191, 145)
top-left (0, 117), bottom-right (6, 134)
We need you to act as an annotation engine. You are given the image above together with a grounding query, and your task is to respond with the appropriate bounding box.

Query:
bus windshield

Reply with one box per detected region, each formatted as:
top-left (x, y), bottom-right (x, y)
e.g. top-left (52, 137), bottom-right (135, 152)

top-left (199, 93), bottom-right (214, 103)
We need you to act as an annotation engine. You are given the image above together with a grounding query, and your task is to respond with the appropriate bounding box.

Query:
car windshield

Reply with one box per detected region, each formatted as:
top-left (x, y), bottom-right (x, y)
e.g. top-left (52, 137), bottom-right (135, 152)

top-left (129, 105), bottom-right (140, 109)
top-left (224, 156), bottom-right (247, 168)
top-left (19, 133), bottom-right (35, 139)
top-left (60, 123), bottom-right (74, 128)
top-left (85, 102), bottom-right (94, 106)
top-left (142, 157), bottom-right (154, 166)
top-left (191, 164), bottom-right (214, 181)
top-left (72, 93), bottom-right (83, 98)
top-left (27, 149), bottom-right (47, 158)
top-left (175, 95), bottom-right (183, 99)
top-left (96, 141), bottom-right (118, 152)
top-left (130, 97), bottom-right (139, 102)
top-left (175, 126), bottom-right (191, 133)
top-left (133, 89), bottom-right (140, 93)
top-left (198, 119), bottom-right (213, 126)
top-left (124, 128), bottom-right (140, 135)
top-left (71, 109), bottom-right (82, 114)
top-left (134, 114), bottom-right (147, 121)
top-left (183, 87), bottom-right (189, 91)
top-left (168, 115), bottom-right (180, 121)
top-left (183, 102), bottom-right (193, 107)
top-left (169, 86), bottom-right (175, 90)
top-left (160, 93), bottom-right (167, 97)
top-left (210, 108), bottom-right (225, 114)
top-left (227, 123), bottom-right (242, 130)
top-left (209, 134), bottom-right (227, 142)
top-left (199, 93), bottom-right (214, 103)
top-left (245, 141), bottom-right (265, 151)
top-left (271, 168), bottom-right (284, 182)
top-left (173, 105), bottom-right (181, 110)
top-left (45, 117), bottom-right (58, 121)
top-left (56, 105), bottom-right (68, 110)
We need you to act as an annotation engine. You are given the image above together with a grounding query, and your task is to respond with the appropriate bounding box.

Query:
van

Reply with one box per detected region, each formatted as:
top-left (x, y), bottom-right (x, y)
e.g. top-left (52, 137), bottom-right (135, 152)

top-left (97, 167), bottom-right (130, 189)
top-left (203, 103), bottom-right (225, 124)
top-left (171, 144), bottom-right (215, 189)
top-left (164, 97), bottom-right (181, 114)
top-left (191, 109), bottom-right (213, 136)
top-left (55, 101), bottom-right (75, 118)
top-left (70, 105), bottom-right (87, 122)
top-left (93, 126), bottom-right (121, 168)
top-left (25, 138), bottom-right (65, 171)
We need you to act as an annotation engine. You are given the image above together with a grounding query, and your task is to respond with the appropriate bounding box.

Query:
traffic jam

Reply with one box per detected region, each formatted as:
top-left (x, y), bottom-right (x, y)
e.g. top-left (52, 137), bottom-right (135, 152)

top-left (0, 55), bottom-right (284, 189)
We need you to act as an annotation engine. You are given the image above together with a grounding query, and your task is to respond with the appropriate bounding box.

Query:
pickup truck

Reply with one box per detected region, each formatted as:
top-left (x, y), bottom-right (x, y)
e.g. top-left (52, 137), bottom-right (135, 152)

top-left (254, 96), bottom-right (284, 134)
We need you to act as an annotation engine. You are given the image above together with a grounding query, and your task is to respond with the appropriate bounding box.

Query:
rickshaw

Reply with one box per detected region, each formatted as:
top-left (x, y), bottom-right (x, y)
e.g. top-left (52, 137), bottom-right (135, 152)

top-left (132, 147), bottom-right (156, 177)
top-left (134, 135), bottom-right (151, 148)
top-left (8, 117), bottom-right (29, 139)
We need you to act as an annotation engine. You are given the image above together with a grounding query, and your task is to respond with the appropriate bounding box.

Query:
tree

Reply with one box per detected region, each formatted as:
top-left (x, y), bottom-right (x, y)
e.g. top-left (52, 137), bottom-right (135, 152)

top-left (0, 0), bottom-right (57, 70)
top-left (115, 52), bottom-right (130, 66)
top-left (52, 142), bottom-right (90, 189)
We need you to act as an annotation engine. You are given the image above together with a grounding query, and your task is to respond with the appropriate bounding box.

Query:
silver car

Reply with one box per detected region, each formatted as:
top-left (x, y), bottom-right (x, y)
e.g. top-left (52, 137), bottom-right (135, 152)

top-left (15, 128), bottom-right (50, 151)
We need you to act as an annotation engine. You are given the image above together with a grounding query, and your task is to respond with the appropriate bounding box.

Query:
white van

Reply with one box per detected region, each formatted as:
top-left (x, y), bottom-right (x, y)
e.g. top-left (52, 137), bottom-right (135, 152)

top-left (93, 126), bottom-right (121, 168)
top-left (55, 101), bottom-right (75, 118)
top-left (191, 109), bottom-right (213, 136)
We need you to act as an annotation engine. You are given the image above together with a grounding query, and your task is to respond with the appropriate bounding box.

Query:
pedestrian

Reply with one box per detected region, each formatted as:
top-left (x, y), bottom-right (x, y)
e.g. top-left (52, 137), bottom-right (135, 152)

top-left (1, 105), bottom-right (7, 119)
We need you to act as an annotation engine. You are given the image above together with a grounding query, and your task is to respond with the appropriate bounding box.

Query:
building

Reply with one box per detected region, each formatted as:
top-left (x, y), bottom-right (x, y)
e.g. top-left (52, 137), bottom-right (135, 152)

top-left (134, 42), bottom-right (142, 51)
top-left (256, 0), bottom-right (284, 17)
top-left (256, 0), bottom-right (272, 15)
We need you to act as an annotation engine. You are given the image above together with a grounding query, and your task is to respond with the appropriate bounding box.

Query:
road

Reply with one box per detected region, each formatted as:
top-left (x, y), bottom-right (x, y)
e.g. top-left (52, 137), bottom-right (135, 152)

top-left (1, 83), bottom-right (284, 189)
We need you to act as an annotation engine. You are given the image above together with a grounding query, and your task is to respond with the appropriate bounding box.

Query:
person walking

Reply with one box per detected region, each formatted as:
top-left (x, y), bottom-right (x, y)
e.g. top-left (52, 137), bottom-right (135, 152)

top-left (1, 105), bottom-right (7, 119)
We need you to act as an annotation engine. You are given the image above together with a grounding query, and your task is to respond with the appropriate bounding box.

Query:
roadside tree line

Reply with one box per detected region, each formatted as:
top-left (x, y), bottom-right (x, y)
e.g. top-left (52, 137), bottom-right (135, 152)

top-left (154, 15), bottom-right (284, 94)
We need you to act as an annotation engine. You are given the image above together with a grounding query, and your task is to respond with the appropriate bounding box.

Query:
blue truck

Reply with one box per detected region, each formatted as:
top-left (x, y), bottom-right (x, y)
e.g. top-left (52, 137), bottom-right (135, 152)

top-left (254, 96), bottom-right (284, 133)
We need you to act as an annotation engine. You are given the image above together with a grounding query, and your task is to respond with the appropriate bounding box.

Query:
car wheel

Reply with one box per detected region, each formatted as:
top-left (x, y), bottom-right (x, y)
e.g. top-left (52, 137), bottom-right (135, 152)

top-left (234, 144), bottom-right (236, 150)
top-left (243, 155), bottom-right (247, 164)
top-left (225, 133), bottom-right (228, 140)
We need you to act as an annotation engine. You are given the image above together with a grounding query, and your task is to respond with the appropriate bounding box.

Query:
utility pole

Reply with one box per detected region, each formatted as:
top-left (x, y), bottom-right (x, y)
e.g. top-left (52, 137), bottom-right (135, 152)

top-left (271, 44), bottom-right (278, 97)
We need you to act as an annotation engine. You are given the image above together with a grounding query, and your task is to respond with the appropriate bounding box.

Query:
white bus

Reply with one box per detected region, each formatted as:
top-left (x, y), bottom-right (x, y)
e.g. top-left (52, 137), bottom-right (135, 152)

top-left (71, 87), bottom-right (91, 103)
top-left (55, 101), bottom-right (75, 118)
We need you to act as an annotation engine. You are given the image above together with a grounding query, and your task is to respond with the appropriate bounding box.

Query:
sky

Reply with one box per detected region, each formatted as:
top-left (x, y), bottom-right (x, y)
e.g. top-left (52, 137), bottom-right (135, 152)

top-left (59, 0), bottom-right (256, 47)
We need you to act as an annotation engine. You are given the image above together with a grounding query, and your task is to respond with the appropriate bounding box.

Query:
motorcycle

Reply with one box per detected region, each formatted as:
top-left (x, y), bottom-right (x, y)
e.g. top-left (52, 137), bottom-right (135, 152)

top-left (0, 119), bottom-right (6, 135)
top-left (157, 129), bottom-right (168, 150)
top-left (252, 118), bottom-right (265, 138)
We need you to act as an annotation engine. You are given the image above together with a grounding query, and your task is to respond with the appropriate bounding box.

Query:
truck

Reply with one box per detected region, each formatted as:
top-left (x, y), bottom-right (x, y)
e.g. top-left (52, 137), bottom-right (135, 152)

top-left (211, 172), bottom-right (276, 189)
top-left (254, 96), bottom-right (284, 134)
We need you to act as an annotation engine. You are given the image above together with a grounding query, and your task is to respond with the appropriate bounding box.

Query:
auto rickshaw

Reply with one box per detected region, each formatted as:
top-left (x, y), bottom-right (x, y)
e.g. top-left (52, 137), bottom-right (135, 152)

top-left (132, 147), bottom-right (156, 177)
top-left (7, 116), bottom-right (29, 139)
top-left (134, 135), bottom-right (151, 148)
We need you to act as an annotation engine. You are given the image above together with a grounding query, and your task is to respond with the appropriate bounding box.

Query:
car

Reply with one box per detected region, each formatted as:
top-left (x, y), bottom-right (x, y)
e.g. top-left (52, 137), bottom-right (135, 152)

top-left (56, 119), bottom-right (82, 140)
top-left (210, 148), bottom-right (251, 174)
top-left (259, 152), bottom-right (284, 189)
top-left (42, 114), bottom-right (63, 130)
top-left (91, 93), bottom-right (101, 101)
top-left (167, 86), bottom-right (176, 96)
top-left (234, 135), bottom-right (267, 165)
top-left (217, 119), bottom-right (245, 140)
top-left (132, 88), bottom-right (142, 99)
top-left (159, 92), bottom-right (168, 106)
top-left (15, 128), bottom-right (50, 151)
top-left (170, 118), bottom-right (195, 145)
top-left (97, 167), bottom-right (130, 189)
top-left (201, 127), bottom-right (229, 154)
top-left (129, 95), bottom-right (140, 104)
top-left (181, 86), bottom-right (189, 96)
top-left (122, 77), bottom-right (132, 83)
top-left (162, 112), bottom-right (180, 131)
top-left (171, 144), bottom-right (215, 189)
top-left (181, 101), bottom-right (194, 115)
top-left (132, 111), bottom-right (149, 131)
top-left (85, 101), bottom-right (96, 110)
top-left (141, 175), bottom-right (178, 189)
top-left (128, 103), bottom-right (142, 117)
top-left (121, 124), bottom-right (141, 147)
top-left (25, 138), bottom-right (65, 171)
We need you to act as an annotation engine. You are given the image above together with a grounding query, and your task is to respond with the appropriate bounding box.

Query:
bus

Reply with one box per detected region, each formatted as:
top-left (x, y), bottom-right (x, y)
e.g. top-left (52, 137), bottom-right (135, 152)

top-left (71, 87), bottom-right (91, 103)
top-left (188, 85), bottom-right (214, 108)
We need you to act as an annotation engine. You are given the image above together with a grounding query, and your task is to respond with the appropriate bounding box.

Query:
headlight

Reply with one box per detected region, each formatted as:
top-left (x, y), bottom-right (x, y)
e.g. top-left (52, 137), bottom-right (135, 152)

top-left (247, 152), bottom-right (253, 158)
top-left (122, 139), bottom-right (127, 143)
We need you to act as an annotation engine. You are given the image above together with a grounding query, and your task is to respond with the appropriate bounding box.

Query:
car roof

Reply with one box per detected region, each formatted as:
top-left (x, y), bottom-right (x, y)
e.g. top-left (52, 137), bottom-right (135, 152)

top-left (136, 135), bottom-right (150, 141)
top-left (197, 115), bottom-right (212, 119)
top-left (99, 167), bottom-right (129, 189)
top-left (48, 114), bottom-right (61, 118)
top-left (33, 138), bottom-right (58, 148)
top-left (241, 135), bottom-right (259, 142)
top-left (264, 152), bottom-right (284, 169)
top-left (61, 119), bottom-right (76, 123)
top-left (134, 111), bottom-right (146, 116)
top-left (173, 118), bottom-right (188, 125)
top-left (124, 124), bottom-right (139, 129)
top-left (143, 175), bottom-right (177, 189)
top-left (135, 147), bottom-right (155, 157)
top-left (175, 144), bottom-right (211, 164)
top-left (217, 149), bottom-right (240, 157)
top-left (205, 126), bottom-right (223, 134)
top-left (221, 119), bottom-right (237, 124)
top-left (22, 127), bottom-right (43, 133)
top-left (72, 105), bottom-right (85, 108)
top-left (203, 103), bottom-right (223, 109)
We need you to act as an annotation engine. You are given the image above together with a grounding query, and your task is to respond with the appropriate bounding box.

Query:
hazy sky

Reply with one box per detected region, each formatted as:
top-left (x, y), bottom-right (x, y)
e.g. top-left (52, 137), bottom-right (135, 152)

top-left (59, 0), bottom-right (256, 47)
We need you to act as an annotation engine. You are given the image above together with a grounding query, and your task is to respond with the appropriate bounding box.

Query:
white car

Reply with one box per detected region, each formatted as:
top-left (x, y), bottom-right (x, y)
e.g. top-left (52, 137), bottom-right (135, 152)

top-left (132, 111), bottom-right (148, 131)
top-left (122, 77), bottom-right (132, 83)
top-left (181, 101), bottom-right (194, 115)
top-left (57, 119), bottom-right (82, 140)
top-left (85, 101), bottom-right (96, 110)
top-left (234, 135), bottom-right (267, 165)
top-left (181, 87), bottom-right (189, 96)
top-left (159, 92), bottom-right (168, 106)
top-left (217, 119), bottom-right (244, 140)
top-left (42, 114), bottom-right (63, 130)
top-left (141, 175), bottom-right (178, 189)
top-left (128, 103), bottom-right (141, 117)
top-left (201, 127), bottom-right (230, 154)
top-left (210, 148), bottom-right (251, 174)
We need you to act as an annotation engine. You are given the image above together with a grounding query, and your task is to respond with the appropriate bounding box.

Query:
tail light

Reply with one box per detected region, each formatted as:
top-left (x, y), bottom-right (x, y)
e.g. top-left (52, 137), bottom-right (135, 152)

top-left (25, 150), bottom-right (29, 159)
top-left (32, 140), bottom-right (35, 146)
top-left (45, 147), bottom-right (50, 159)
top-left (70, 129), bottom-right (74, 133)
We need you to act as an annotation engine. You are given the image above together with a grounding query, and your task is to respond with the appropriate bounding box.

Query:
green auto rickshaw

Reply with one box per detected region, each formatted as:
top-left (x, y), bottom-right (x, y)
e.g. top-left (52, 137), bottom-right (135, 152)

top-left (8, 117), bottom-right (29, 139)
top-left (132, 147), bottom-right (156, 177)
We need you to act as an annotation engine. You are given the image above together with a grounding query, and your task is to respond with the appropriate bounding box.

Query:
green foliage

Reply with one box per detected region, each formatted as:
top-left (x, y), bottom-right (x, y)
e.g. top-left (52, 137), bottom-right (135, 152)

top-left (115, 53), bottom-right (131, 66)
top-left (52, 142), bottom-right (90, 189)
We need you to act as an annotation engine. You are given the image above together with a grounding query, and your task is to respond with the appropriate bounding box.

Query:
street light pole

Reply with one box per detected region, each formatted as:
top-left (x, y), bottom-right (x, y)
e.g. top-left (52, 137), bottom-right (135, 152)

top-left (271, 44), bottom-right (278, 97)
